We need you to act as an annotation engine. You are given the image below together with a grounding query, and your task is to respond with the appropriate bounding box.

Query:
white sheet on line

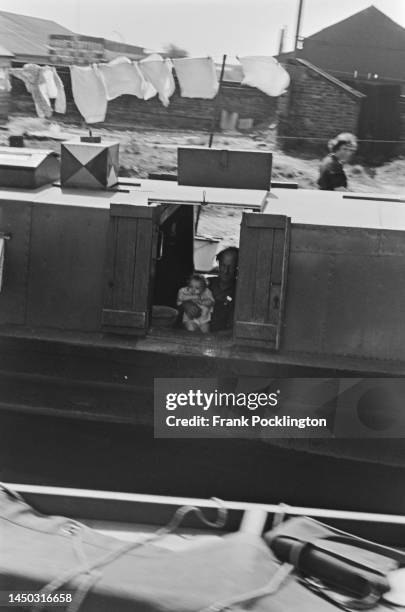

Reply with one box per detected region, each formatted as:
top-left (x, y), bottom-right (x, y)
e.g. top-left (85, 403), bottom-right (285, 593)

top-left (138, 54), bottom-right (175, 106)
top-left (98, 57), bottom-right (146, 100)
top-left (172, 57), bottom-right (219, 99)
top-left (238, 56), bottom-right (290, 97)
top-left (70, 65), bottom-right (108, 123)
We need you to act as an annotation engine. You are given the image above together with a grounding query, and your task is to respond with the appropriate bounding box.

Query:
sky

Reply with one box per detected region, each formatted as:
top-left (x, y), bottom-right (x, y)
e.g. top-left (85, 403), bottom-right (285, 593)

top-left (0, 0), bottom-right (404, 60)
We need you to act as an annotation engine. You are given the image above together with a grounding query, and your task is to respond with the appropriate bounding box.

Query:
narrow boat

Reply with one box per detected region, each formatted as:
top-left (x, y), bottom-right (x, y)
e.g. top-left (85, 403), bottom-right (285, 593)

top-left (0, 141), bottom-right (404, 425)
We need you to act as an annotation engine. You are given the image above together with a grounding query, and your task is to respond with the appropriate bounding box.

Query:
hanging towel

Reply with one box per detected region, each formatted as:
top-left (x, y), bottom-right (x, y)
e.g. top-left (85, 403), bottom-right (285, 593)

top-left (98, 56), bottom-right (146, 100)
top-left (10, 64), bottom-right (52, 118)
top-left (70, 64), bottom-right (108, 124)
top-left (0, 238), bottom-right (5, 292)
top-left (40, 66), bottom-right (58, 99)
top-left (172, 57), bottom-right (219, 99)
top-left (52, 67), bottom-right (66, 114)
top-left (138, 54), bottom-right (175, 106)
top-left (238, 56), bottom-right (290, 97)
top-left (0, 67), bottom-right (11, 92)
top-left (142, 76), bottom-right (158, 100)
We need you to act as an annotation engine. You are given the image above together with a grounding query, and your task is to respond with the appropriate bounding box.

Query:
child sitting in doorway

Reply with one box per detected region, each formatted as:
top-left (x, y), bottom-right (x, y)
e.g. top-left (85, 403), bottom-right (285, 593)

top-left (177, 274), bottom-right (215, 333)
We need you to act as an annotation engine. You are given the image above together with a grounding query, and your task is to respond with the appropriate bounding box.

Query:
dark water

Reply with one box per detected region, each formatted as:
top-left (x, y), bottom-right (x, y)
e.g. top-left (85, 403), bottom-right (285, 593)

top-left (1, 409), bottom-right (405, 515)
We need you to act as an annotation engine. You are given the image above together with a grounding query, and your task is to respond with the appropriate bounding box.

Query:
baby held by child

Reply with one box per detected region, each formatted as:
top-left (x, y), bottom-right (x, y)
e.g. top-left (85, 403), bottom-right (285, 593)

top-left (177, 274), bottom-right (214, 333)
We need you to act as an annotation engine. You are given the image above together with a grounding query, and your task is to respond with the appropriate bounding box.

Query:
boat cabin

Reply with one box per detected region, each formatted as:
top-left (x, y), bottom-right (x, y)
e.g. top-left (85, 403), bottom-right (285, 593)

top-left (0, 140), bottom-right (405, 376)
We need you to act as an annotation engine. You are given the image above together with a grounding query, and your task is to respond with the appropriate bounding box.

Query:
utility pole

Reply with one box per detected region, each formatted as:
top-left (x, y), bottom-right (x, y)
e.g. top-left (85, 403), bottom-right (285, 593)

top-left (278, 26), bottom-right (287, 55)
top-left (294, 0), bottom-right (304, 57)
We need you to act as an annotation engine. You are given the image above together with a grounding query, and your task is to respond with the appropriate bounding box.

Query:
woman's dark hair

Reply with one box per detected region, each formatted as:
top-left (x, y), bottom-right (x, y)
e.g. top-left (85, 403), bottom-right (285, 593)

top-left (216, 246), bottom-right (239, 265)
top-left (328, 132), bottom-right (357, 153)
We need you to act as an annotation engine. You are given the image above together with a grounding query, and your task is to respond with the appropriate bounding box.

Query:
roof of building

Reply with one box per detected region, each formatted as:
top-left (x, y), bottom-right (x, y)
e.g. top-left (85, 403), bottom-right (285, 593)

top-left (0, 10), bottom-right (153, 64)
top-left (0, 10), bottom-right (74, 60)
top-left (279, 6), bottom-right (405, 84)
top-left (0, 44), bottom-right (14, 58)
top-left (293, 58), bottom-right (365, 99)
top-left (104, 40), bottom-right (151, 61)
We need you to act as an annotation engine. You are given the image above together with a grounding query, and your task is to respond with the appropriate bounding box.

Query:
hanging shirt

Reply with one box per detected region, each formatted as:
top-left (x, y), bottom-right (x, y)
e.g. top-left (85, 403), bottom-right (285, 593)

top-left (172, 57), bottom-right (219, 99)
top-left (52, 67), bottom-right (67, 114)
top-left (10, 64), bottom-right (53, 119)
top-left (0, 67), bottom-right (11, 92)
top-left (37, 66), bottom-right (65, 115)
top-left (70, 64), bottom-right (107, 124)
top-left (98, 56), bottom-right (146, 100)
top-left (138, 54), bottom-right (175, 106)
top-left (238, 56), bottom-right (290, 97)
top-left (40, 66), bottom-right (58, 99)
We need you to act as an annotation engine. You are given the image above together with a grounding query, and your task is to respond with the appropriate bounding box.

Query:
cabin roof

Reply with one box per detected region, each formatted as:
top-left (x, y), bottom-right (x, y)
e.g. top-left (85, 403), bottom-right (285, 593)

top-left (1, 179), bottom-right (405, 231)
top-left (0, 179), bottom-right (268, 210)
top-left (0, 147), bottom-right (57, 168)
top-left (267, 189), bottom-right (405, 231)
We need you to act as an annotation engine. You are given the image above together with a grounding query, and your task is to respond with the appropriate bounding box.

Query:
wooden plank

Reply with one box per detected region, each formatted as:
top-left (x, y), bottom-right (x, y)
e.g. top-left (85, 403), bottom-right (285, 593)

top-left (254, 229), bottom-right (274, 322)
top-left (234, 215), bottom-right (290, 350)
top-left (133, 217), bottom-right (153, 313)
top-left (234, 225), bottom-right (259, 322)
top-left (112, 217), bottom-right (137, 310)
top-left (234, 321), bottom-right (276, 341)
top-left (245, 214), bottom-right (288, 229)
top-left (110, 204), bottom-right (155, 218)
top-left (102, 206), bottom-right (158, 333)
top-left (26, 204), bottom-right (108, 331)
top-left (101, 308), bottom-right (146, 328)
top-left (0, 201), bottom-right (31, 325)
top-left (102, 214), bottom-right (118, 309)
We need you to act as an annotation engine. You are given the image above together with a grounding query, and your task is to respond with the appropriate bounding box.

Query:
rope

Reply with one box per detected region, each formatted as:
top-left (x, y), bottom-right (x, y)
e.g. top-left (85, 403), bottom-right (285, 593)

top-left (30, 497), bottom-right (228, 612)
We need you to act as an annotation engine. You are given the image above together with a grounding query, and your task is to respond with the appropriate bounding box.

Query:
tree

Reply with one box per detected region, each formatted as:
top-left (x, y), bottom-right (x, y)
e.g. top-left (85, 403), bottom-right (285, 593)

top-left (163, 43), bottom-right (189, 58)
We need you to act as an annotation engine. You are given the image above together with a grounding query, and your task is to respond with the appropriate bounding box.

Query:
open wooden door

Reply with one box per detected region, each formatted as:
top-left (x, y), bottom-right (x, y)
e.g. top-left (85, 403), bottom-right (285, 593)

top-left (234, 213), bottom-right (290, 349)
top-left (102, 204), bottom-right (159, 335)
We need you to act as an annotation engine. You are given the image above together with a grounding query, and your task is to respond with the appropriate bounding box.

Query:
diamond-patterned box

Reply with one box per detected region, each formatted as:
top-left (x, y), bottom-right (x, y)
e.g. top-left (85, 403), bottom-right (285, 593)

top-left (61, 138), bottom-right (119, 190)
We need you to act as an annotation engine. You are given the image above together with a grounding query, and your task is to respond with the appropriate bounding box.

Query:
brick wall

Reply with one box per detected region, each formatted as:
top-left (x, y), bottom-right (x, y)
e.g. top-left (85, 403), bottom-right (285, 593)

top-left (10, 66), bottom-right (277, 131)
top-left (277, 60), bottom-right (363, 154)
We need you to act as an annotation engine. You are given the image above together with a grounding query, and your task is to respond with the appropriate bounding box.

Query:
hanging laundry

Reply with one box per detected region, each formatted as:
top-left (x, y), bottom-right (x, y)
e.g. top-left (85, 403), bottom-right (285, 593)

top-left (238, 56), bottom-right (290, 97)
top-left (0, 67), bottom-right (11, 92)
top-left (141, 76), bottom-right (157, 101)
top-left (51, 67), bottom-right (66, 114)
top-left (138, 54), bottom-right (175, 107)
top-left (70, 64), bottom-right (107, 124)
top-left (172, 57), bottom-right (219, 99)
top-left (98, 56), bottom-right (146, 100)
top-left (40, 66), bottom-right (58, 99)
top-left (10, 64), bottom-right (52, 118)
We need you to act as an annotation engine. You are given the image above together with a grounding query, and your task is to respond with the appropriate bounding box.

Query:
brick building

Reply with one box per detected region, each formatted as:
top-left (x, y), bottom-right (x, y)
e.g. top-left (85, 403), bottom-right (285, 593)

top-left (277, 59), bottom-right (365, 154)
top-left (279, 6), bottom-right (405, 159)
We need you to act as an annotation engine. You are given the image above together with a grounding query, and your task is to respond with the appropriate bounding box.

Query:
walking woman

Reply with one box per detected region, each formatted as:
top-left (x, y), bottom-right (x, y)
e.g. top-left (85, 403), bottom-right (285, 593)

top-left (318, 133), bottom-right (357, 191)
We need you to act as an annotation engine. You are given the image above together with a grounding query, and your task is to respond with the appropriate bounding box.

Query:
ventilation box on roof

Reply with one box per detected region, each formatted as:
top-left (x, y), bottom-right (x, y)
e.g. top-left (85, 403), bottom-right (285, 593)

top-left (61, 137), bottom-right (119, 190)
top-left (0, 147), bottom-right (60, 188)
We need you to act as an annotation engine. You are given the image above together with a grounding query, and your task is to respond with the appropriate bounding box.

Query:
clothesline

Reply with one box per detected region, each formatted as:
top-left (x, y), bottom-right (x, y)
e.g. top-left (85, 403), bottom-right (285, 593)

top-left (9, 54), bottom-right (290, 125)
